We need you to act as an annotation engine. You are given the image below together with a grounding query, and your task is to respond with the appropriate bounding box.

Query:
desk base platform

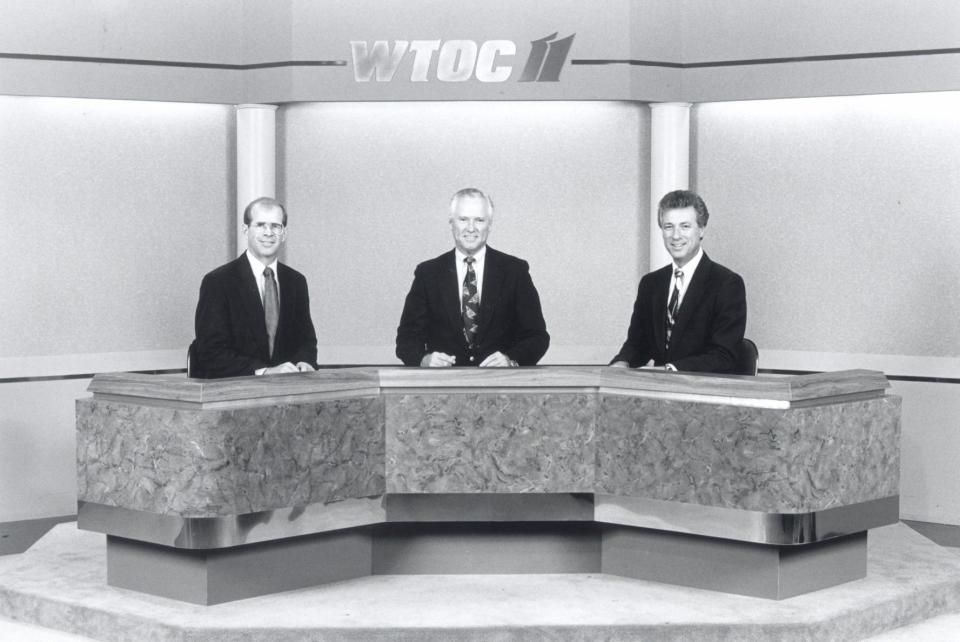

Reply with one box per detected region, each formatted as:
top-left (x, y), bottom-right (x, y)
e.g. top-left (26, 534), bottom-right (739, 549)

top-left (1, 522), bottom-right (960, 642)
top-left (106, 521), bottom-right (867, 605)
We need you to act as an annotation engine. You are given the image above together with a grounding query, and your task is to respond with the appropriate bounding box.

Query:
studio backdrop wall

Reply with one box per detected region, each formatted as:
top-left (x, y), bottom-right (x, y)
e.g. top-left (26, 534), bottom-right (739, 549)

top-left (693, 91), bottom-right (960, 523)
top-left (279, 100), bottom-right (651, 365)
top-left (0, 95), bottom-right (233, 522)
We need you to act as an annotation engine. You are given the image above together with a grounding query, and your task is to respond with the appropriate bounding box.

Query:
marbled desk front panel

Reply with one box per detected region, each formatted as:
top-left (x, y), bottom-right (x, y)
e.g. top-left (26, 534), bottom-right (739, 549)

top-left (77, 367), bottom-right (902, 525)
top-left (597, 394), bottom-right (901, 513)
top-left (385, 393), bottom-right (596, 493)
top-left (77, 396), bottom-right (385, 517)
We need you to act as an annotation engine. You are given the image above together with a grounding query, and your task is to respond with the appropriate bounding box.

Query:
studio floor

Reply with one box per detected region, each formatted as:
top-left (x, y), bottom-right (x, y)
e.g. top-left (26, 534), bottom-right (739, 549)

top-left (2, 521), bottom-right (960, 641)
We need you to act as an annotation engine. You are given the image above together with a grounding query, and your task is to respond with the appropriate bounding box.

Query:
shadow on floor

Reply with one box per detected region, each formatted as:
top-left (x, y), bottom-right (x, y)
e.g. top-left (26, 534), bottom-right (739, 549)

top-left (0, 515), bottom-right (76, 556)
top-left (901, 520), bottom-right (960, 549)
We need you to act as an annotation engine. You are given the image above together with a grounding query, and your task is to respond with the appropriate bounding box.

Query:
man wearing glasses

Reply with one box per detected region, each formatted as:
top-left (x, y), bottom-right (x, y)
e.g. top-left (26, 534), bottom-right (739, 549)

top-left (192, 197), bottom-right (318, 378)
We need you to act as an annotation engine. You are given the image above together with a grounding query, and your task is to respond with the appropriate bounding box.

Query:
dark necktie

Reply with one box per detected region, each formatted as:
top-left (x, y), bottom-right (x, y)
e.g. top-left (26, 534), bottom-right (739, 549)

top-left (462, 257), bottom-right (479, 348)
top-left (263, 267), bottom-right (279, 359)
top-left (666, 268), bottom-right (683, 349)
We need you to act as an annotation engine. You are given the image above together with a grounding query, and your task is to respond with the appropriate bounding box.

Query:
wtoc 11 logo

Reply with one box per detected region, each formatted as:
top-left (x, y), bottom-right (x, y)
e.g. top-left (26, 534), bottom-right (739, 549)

top-left (350, 33), bottom-right (575, 83)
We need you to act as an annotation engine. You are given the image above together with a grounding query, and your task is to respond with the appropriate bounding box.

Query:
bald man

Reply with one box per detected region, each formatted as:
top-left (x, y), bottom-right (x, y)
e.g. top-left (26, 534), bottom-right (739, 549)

top-left (192, 197), bottom-right (318, 378)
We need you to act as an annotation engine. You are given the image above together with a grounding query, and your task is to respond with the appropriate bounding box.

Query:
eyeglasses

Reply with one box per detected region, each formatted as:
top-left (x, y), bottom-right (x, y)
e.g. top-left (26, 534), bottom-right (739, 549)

top-left (249, 222), bottom-right (285, 235)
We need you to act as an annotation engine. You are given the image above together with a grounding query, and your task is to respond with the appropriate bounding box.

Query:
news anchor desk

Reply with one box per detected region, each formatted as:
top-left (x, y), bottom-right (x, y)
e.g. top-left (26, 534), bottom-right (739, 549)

top-left (76, 367), bottom-right (900, 604)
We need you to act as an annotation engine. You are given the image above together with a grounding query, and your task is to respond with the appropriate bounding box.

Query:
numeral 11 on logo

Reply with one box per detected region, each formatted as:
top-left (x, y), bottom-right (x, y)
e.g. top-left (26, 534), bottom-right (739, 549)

top-left (519, 33), bottom-right (576, 82)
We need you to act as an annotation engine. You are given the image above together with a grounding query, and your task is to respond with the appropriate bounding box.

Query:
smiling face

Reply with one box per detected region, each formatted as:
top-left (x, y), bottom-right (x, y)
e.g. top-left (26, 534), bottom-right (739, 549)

top-left (450, 195), bottom-right (492, 255)
top-left (244, 202), bottom-right (286, 264)
top-left (659, 206), bottom-right (704, 267)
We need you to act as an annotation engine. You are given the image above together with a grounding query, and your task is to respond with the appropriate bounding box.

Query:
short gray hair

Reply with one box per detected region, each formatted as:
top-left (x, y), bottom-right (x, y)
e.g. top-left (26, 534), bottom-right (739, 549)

top-left (449, 188), bottom-right (494, 217)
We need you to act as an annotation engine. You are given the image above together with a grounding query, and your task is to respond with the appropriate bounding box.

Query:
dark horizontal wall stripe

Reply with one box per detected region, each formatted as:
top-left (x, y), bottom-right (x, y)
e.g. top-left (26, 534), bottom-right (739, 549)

top-left (572, 59), bottom-right (684, 68)
top-left (0, 369), bottom-right (186, 385)
top-left (572, 47), bottom-right (960, 69)
top-left (0, 53), bottom-right (347, 69)
top-left (758, 369), bottom-right (960, 385)
top-left (0, 365), bottom-right (376, 384)
top-left (757, 369), bottom-right (818, 377)
top-left (1, 367), bottom-right (957, 385)
top-left (6, 47), bottom-right (959, 74)
top-left (881, 375), bottom-right (960, 385)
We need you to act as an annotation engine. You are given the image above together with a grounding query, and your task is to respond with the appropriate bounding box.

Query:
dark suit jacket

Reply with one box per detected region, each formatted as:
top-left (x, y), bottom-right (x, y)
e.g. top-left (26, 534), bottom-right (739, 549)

top-left (612, 253), bottom-right (746, 373)
top-left (396, 247), bottom-right (549, 366)
top-left (193, 254), bottom-right (318, 378)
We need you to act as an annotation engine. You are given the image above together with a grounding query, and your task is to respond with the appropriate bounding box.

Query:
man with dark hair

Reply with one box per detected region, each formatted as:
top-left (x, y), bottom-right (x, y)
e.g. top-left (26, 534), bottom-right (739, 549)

top-left (192, 197), bottom-right (318, 378)
top-left (611, 189), bottom-right (746, 373)
top-left (396, 188), bottom-right (549, 367)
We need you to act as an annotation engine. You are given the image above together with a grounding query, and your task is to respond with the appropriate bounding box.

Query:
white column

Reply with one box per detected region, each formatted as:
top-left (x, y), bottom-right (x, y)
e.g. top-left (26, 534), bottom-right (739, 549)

top-left (236, 104), bottom-right (278, 254)
top-left (649, 102), bottom-right (691, 271)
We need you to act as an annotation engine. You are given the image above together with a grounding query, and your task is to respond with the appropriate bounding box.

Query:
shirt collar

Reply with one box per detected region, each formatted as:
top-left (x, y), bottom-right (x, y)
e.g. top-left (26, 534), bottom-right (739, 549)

top-left (455, 245), bottom-right (487, 265)
top-left (245, 250), bottom-right (278, 276)
top-left (673, 247), bottom-right (703, 278)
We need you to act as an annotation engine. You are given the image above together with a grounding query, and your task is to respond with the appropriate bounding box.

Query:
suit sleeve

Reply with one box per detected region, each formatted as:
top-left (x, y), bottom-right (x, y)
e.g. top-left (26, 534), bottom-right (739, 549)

top-left (611, 278), bottom-right (654, 367)
top-left (288, 273), bottom-right (318, 368)
top-left (194, 273), bottom-right (268, 378)
top-left (502, 262), bottom-right (550, 366)
top-left (395, 265), bottom-right (430, 366)
top-left (670, 272), bottom-right (746, 373)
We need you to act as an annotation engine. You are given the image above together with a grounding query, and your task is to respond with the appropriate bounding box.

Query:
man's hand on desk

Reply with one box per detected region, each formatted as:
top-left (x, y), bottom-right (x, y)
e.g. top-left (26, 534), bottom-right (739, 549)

top-left (421, 352), bottom-right (456, 367)
top-left (611, 359), bottom-right (674, 371)
top-left (610, 359), bottom-right (655, 369)
top-left (479, 351), bottom-right (517, 368)
top-left (296, 362), bottom-right (315, 372)
top-left (641, 362), bottom-right (677, 372)
top-left (259, 362), bottom-right (302, 375)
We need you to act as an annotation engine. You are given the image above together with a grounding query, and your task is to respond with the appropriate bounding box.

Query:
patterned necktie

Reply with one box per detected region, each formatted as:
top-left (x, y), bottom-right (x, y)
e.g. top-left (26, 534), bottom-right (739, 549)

top-left (263, 267), bottom-right (279, 359)
top-left (462, 257), bottom-right (479, 348)
top-left (666, 268), bottom-right (683, 349)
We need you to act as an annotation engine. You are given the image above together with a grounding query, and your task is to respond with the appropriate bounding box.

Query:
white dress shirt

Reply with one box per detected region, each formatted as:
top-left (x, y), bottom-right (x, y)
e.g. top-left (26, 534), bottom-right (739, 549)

top-left (455, 245), bottom-right (486, 303)
top-left (667, 247), bottom-right (704, 310)
top-left (246, 251), bottom-right (280, 375)
top-left (662, 248), bottom-right (704, 371)
top-left (246, 250), bottom-right (280, 304)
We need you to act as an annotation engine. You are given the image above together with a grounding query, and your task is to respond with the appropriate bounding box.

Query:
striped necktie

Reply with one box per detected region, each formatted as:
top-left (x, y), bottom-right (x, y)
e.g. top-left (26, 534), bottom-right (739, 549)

top-left (666, 268), bottom-right (683, 349)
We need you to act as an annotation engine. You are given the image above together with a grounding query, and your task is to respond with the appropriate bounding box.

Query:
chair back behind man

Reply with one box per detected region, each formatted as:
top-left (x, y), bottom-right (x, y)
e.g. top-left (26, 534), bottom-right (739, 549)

top-left (734, 338), bottom-right (759, 376)
top-left (187, 340), bottom-right (198, 378)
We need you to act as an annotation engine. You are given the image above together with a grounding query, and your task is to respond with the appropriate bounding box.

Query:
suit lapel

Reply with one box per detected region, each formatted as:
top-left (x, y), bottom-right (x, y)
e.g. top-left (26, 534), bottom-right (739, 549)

top-left (671, 253), bottom-right (712, 346)
top-left (652, 264), bottom-right (671, 353)
top-left (235, 255), bottom-right (270, 356)
top-left (477, 248), bottom-right (503, 341)
top-left (276, 263), bottom-right (296, 347)
top-left (437, 251), bottom-right (464, 340)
